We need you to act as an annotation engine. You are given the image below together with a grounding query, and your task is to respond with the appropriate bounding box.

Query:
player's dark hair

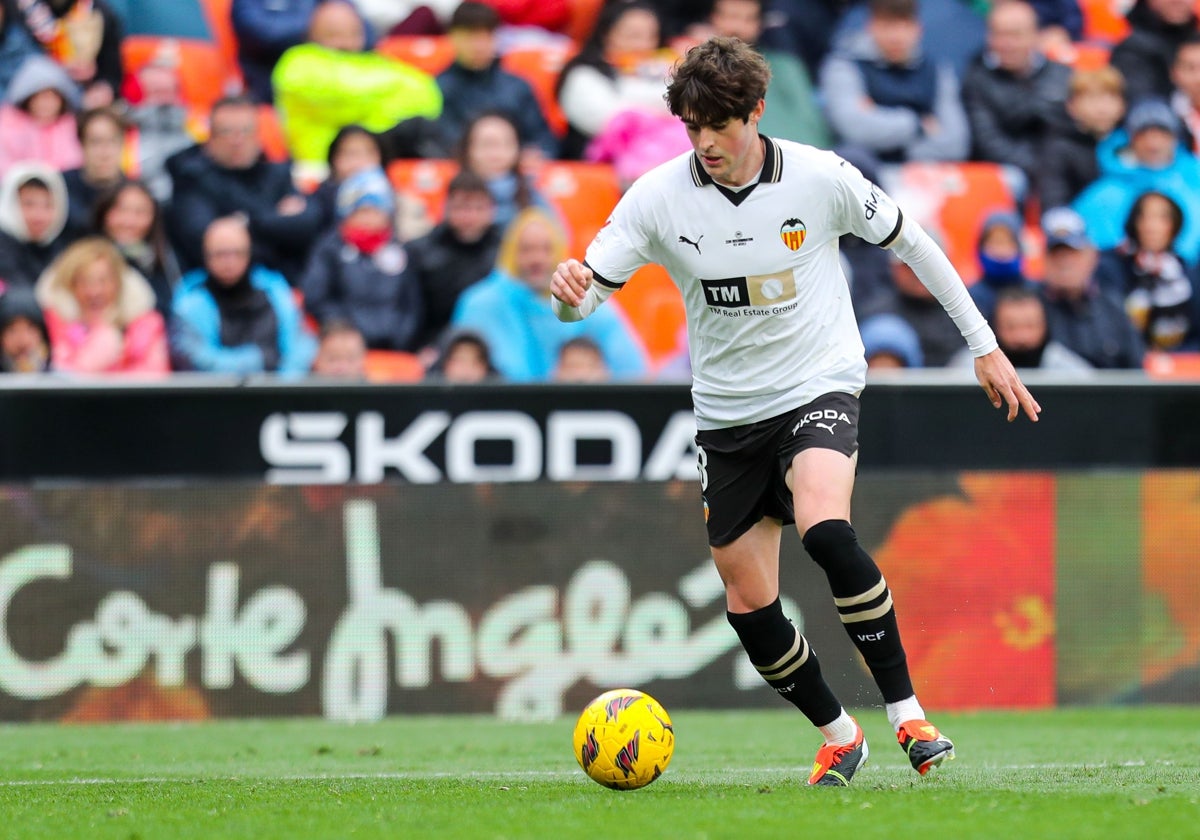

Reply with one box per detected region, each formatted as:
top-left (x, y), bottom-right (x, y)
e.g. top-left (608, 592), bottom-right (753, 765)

top-left (449, 1), bottom-right (500, 31)
top-left (869, 0), bottom-right (919, 21)
top-left (1123, 190), bottom-right (1185, 248)
top-left (665, 37), bottom-right (771, 126)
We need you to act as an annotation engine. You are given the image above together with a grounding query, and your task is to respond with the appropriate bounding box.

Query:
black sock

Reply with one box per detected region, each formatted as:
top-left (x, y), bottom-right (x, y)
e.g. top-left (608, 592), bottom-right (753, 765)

top-left (803, 519), bottom-right (915, 703)
top-left (727, 598), bottom-right (842, 727)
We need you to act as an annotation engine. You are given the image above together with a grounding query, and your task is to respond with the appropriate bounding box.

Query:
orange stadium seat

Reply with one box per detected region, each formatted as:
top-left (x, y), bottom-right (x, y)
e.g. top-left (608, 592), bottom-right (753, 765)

top-left (256, 105), bottom-right (291, 163)
top-left (565, 0), bottom-right (605, 44)
top-left (611, 264), bottom-right (686, 365)
top-left (535, 161), bottom-right (621, 254)
top-left (377, 35), bottom-right (456, 75)
top-left (364, 351), bottom-right (426, 383)
top-left (199, 0), bottom-right (241, 80)
top-left (387, 159), bottom-right (459, 223)
top-left (501, 44), bottom-right (578, 137)
top-left (1080, 0), bottom-right (1132, 43)
top-left (1043, 40), bottom-right (1112, 70)
top-left (121, 36), bottom-right (238, 110)
top-left (1144, 352), bottom-right (1200, 379)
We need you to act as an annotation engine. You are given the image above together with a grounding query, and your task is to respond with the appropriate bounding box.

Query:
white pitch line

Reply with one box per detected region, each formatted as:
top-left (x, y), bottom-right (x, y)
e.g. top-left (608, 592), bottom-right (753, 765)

top-left (0, 761), bottom-right (1173, 788)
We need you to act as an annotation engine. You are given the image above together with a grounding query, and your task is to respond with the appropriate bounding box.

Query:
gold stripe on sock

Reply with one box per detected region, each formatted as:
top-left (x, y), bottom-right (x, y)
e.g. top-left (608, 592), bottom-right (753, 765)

top-left (833, 577), bottom-right (887, 608)
top-left (759, 636), bottom-right (810, 681)
top-left (839, 594), bottom-right (894, 623)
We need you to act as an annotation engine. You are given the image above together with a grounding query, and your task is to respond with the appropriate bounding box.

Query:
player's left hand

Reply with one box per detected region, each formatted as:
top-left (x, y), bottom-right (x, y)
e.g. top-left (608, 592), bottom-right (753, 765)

top-left (974, 349), bottom-right (1041, 423)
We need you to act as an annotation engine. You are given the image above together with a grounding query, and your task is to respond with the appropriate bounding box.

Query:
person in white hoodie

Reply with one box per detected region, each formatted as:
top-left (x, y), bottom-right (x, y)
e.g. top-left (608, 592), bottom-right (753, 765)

top-left (0, 161), bottom-right (73, 289)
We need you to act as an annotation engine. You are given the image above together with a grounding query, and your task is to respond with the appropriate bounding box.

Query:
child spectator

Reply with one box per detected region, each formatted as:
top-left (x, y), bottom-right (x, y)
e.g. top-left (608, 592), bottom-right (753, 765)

top-left (458, 110), bottom-right (553, 230)
top-left (0, 163), bottom-right (72, 289)
top-left (1096, 191), bottom-right (1200, 352)
top-left (35, 236), bottom-right (168, 374)
top-left (1040, 66), bottom-right (1127, 210)
top-left (0, 284), bottom-right (51, 372)
top-left (62, 106), bottom-right (126, 237)
top-left (92, 180), bottom-right (180, 318)
top-left (425, 328), bottom-right (499, 383)
top-left (171, 216), bottom-right (315, 374)
top-left (309, 124), bottom-right (385, 229)
top-left (0, 54), bottom-right (83, 172)
top-left (452, 207), bottom-right (648, 381)
top-left (969, 211), bottom-right (1036, 321)
top-left (437, 2), bottom-right (557, 158)
top-left (311, 319), bottom-right (367, 379)
top-left (300, 168), bottom-right (424, 351)
top-left (553, 335), bottom-right (612, 382)
top-left (408, 170), bottom-right (502, 348)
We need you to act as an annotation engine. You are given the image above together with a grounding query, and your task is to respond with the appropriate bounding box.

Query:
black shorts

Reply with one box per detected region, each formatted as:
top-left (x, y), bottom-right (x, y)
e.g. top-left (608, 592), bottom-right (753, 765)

top-left (695, 392), bottom-right (860, 547)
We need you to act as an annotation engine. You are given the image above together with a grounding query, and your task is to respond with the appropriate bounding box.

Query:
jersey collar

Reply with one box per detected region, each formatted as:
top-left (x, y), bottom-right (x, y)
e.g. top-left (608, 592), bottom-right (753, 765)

top-left (689, 135), bottom-right (782, 206)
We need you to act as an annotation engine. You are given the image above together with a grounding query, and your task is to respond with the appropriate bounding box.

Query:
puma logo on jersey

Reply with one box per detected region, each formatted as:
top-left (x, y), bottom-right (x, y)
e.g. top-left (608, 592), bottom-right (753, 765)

top-left (678, 234), bottom-right (703, 254)
top-left (816, 422), bottom-right (838, 435)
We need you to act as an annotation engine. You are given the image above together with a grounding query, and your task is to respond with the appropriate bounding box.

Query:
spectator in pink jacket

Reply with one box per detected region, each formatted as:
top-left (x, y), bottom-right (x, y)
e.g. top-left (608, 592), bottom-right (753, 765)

top-left (0, 54), bottom-right (83, 173)
top-left (34, 236), bottom-right (168, 375)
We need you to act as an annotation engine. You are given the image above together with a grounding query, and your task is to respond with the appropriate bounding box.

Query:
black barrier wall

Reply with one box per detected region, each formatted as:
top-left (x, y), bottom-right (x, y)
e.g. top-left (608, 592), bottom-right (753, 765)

top-left (2, 375), bottom-right (1200, 481)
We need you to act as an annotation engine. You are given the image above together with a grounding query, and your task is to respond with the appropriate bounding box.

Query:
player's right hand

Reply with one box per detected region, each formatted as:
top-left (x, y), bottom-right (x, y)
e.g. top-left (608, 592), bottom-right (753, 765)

top-left (551, 259), bottom-right (593, 307)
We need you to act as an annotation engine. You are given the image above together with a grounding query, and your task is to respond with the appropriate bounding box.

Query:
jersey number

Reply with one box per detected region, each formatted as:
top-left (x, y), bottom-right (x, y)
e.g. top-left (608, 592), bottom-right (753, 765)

top-left (697, 445), bottom-right (709, 492)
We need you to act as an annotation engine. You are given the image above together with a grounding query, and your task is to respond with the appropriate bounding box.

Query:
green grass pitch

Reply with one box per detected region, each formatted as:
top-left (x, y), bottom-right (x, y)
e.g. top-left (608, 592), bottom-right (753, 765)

top-left (1, 707), bottom-right (1197, 839)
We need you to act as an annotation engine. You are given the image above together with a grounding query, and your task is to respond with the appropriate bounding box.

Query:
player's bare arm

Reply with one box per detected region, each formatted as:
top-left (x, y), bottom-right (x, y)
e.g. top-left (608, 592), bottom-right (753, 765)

top-left (551, 259), bottom-right (592, 307)
top-left (974, 348), bottom-right (1042, 423)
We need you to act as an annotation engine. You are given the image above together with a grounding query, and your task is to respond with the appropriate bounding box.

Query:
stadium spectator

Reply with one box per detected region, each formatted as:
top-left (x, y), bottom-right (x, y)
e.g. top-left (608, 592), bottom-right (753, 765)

top-left (62, 106), bottom-right (126, 238)
top-left (170, 216), bottom-right (315, 374)
top-left (424, 328), bottom-right (500, 383)
top-left (310, 319), bottom-right (367, 378)
top-left (700, 0), bottom-right (831, 148)
top-left (11, 0), bottom-right (123, 108)
top-left (820, 0), bottom-right (968, 163)
top-left (458, 110), bottom-right (553, 230)
top-left (452, 207), bottom-right (648, 381)
top-left (436, 2), bottom-right (557, 158)
top-left (166, 95), bottom-right (323, 282)
top-left (1039, 66), bottom-right (1127, 210)
top-left (831, 0), bottom-right (987, 76)
top-left (1073, 99), bottom-right (1200, 262)
top-left (753, 0), bottom-right (846, 79)
top-left (408, 170), bottom-right (502, 348)
top-left (951, 286), bottom-right (1093, 370)
top-left (553, 335), bottom-right (612, 382)
top-left (122, 45), bottom-right (202, 204)
top-left (0, 284), bottom-right (51, 372)
top-left (1170, 33), bottom-right (1200, 153)
top-left (0, 54), bottom-right (83, 173)
top-left (0, 0), bottom-right (41, 101)
top-left (0, 163), bottom-right (72, 289)
top-left (1111, 0), bottom-right (1198, 106)
top-left (962, 0), bottom-right (1072, 195)
top-left (555, 2), bottom-right (674, 161)
top-left (271, 0), bottom-right (440, 168)
top-left (308, 125), bottom-right (385, 229)
top-left (1038, 206), bottom-right (1145, 369)
top-left (35, 236), bottom-right (168, 374)
top-left (1028, 0), bottom-right (1084, 46)
top-left (353, 0), bottom-right (459, 35)
top-left (1095, 191), bottom-right (1200, 352)
top-left (968, 211), bottom-right (1036, 322)
top-left (92, 180), bottom-right (180, 319)
top-left (300, 168), bottom-right (424, 352)
top-left (859, 313), bottom-right (924, 369)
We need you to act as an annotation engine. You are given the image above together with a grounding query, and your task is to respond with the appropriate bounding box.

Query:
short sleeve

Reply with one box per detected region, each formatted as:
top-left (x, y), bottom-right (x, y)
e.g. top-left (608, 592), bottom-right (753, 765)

top-left (583, 186), bottom-right (653, 289)
top-left (831, 155), bottom-right (904, 248)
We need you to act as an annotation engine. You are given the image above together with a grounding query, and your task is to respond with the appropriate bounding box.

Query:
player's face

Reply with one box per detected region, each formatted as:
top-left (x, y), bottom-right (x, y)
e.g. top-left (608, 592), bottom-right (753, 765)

top-left (683, 100), bottom-right (766, 187)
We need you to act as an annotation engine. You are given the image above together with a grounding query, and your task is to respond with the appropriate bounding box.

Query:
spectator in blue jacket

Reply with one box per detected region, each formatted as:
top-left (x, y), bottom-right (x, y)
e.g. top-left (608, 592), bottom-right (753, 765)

top-left (300, 168), bottom-right (424, 351)
top-left (436, 2), bottom-right (557, 158)
top-left (170, 216), bottom-right (315, 374)
top-left (451, 207), bottom-right (648, 381)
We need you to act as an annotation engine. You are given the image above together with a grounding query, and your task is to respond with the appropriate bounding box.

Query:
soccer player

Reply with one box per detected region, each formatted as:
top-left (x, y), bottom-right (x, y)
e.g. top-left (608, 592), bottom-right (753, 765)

top-left (551, 37), bottom-right (1040, 787)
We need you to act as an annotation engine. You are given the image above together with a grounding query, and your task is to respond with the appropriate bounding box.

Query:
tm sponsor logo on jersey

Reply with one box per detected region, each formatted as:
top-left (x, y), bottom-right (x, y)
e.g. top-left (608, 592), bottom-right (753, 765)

top-left (700, 270), bottom-right (799, 316)
top-left (793, 408), bottom-right (852, 436)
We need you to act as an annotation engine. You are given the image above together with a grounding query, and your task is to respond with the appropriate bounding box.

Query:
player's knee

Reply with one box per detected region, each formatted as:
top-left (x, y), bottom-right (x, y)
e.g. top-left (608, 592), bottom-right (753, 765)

top-left (801, 519), bottom-right (858, 569)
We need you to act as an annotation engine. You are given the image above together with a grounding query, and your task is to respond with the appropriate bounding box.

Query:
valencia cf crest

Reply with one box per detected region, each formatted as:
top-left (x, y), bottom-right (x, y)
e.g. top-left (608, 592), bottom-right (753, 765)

top-left (780, 218), bottom-right (806, 251)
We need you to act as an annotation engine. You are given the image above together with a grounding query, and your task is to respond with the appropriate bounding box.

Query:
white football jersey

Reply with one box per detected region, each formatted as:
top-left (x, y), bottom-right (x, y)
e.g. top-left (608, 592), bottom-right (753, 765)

top-left (585, 137), bottom-right (906, 429)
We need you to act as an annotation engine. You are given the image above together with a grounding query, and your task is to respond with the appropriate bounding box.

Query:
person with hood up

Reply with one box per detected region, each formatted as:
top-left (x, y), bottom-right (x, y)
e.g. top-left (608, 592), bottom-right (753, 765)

top-left (171, 216), bottom-right (315, 375)
top-left (0, 283), bottom-right (51, 372)
top-left (0, 53), bottom-right (83, 172)
top-left (0, 162), bottom-right (73, 289)
top-left (299, 168), bottom-right (424, 352)
top-left (34, 236), bottom-right (168, 374)
top-left (968, 210), bottom-right (1036, 322)
top-left (859, 312), bottom-right (925, 369)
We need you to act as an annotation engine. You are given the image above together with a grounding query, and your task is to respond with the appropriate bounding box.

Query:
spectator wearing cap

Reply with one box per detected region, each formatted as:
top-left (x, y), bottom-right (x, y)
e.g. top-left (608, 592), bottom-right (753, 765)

top-left (0, 284), bottom-right (51, 373)
top-left (170, 216), bottom-right (316, 374)
top-left (436, 2), bottom-right (557, 159)
top-left (300, 168), bottom-right (424, 352)
top-left (1073, 99), bottom-right (1200, 262)
top-left (1111, 0), bottom-right (1198, 106)
top-left (1038, 206), bottom-right (1145, 369)
top-left (969, 210), bottom-right (1037, 322)
top-left (859, 313), bottom-right (924, 369)
top-left (952, 286), bottom-right (1093, 372)
top-left (0, 54), bottom-right (84, 173)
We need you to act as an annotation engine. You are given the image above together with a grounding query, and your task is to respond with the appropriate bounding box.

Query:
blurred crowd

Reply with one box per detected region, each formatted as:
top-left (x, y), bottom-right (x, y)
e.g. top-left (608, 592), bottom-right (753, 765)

top-left (1, 0), bottom-right (1199, 383)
